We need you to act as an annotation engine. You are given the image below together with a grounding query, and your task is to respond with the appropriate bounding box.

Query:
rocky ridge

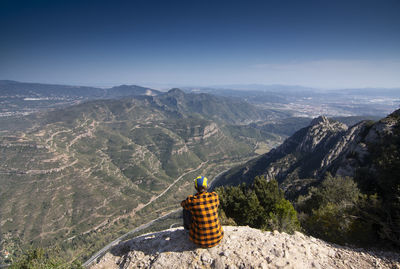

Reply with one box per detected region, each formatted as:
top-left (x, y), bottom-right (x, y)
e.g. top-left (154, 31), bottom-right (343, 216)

top-left (212, 113), bottom-right (381, 194)
top-left (298, 116), bottom-right (348, 153)
top-left (91, 226), bottom-right (400, 269)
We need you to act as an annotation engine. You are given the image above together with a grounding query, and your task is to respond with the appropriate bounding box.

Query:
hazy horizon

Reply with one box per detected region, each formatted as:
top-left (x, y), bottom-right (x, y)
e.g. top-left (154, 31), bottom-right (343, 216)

top-left (3, 79), bottom-right (400, 92)
top-left (1, 0), bottom-right (400, 89)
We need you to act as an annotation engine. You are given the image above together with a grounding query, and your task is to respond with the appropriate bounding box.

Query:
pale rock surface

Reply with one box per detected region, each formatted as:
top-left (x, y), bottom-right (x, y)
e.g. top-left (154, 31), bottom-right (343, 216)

top-left (91, 226), bottom-right (399, 269)
top-left (298, 116), bottom-right (348, 153)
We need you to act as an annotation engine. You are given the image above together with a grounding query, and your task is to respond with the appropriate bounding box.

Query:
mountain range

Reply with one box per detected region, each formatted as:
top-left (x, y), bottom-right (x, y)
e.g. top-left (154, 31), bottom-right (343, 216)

top-left (1, 81), bottom-right (398, 264)
top-left (0, 88), bottom-right (284, 262)
top-left (0, 80), bottom-right (161, 99)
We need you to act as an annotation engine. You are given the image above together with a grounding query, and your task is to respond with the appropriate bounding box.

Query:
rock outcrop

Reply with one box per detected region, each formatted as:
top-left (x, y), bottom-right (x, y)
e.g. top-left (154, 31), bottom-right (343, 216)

top-left (212, 110), bottom-right (400, 195)
top-left (90, 226), bottom-right (399, 269)
top-left (298, 116), bottom-right (348, 153)
top-left (212, 115), bottom-right (358, 191)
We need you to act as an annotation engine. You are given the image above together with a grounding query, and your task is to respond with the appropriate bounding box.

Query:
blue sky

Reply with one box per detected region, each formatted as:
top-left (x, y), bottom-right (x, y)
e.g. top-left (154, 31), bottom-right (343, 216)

top-left (1, 0), bottom-right (399, 89)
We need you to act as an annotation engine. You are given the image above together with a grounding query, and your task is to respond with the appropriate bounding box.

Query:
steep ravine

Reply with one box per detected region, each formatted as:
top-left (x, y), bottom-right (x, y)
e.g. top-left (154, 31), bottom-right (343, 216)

top-left (90, 226), bottom-right (399, 269)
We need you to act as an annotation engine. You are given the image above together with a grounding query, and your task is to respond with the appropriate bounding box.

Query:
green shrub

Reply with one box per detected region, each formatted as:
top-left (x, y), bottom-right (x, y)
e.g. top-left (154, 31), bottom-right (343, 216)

top-left (215, 176), bottom-right (300, 234)
top-left (10, 247), bottom-right (83, 269)
top-left (297, 174), bottom-right (388, 246)
top-left (267, 198), bottom-right (300, 234)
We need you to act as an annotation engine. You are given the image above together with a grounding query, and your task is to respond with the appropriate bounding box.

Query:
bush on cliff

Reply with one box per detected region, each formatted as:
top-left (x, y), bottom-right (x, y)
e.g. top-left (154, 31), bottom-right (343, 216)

top-left (215, 176), bottom-right (300, 234)
top-left (297, 173), bottom-right (393, 247)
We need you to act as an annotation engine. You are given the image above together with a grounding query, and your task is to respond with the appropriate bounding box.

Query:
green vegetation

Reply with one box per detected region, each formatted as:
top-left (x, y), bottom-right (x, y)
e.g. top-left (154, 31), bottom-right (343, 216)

top-left (216, 176), bottom-right (300, 234)
top-left (216, 169), bottom-right (398, 249)
top-left (0, 90), bottom-right (283, 264)
top-left (297, 172), bottom-right (399, 248)
top-left (296, 174), bottom-right (365, 245)
top-left (354, 112), bottom-right (400, 247)
top-left (9, 247), bottom-right (83, 269)
top-left (216, 109), bottom-right (400, 250)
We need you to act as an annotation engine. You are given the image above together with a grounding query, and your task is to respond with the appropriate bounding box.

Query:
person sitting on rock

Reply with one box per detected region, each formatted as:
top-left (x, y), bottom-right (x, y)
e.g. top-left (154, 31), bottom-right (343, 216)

top-left (181, 176), bottom-right (224, 248)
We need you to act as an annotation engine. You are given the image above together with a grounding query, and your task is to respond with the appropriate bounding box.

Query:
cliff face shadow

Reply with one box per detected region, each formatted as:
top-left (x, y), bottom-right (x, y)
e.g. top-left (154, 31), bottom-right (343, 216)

top-left (110, 228), bottom-right (197, 258)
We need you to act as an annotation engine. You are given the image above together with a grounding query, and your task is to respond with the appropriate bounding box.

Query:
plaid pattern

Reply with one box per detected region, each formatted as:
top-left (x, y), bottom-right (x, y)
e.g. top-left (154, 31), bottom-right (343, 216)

top-left (181, 191), bottom-right (224, 248)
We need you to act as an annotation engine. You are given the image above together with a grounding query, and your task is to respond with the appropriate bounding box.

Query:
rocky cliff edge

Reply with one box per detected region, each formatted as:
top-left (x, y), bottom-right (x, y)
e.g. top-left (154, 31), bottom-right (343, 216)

top-left (90, 226), bottom-right (399, 269)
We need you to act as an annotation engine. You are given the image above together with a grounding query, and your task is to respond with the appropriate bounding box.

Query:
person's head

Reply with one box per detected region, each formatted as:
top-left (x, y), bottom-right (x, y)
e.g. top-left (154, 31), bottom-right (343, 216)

top-left (194, 176), bottom-right (208, 192)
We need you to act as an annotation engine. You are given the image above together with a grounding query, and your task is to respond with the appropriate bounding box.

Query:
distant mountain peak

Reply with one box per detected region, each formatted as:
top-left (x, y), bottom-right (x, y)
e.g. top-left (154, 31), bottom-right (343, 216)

top-left (110, 84), bottom-right (141, 89)
top-left (213, 113), bottom-right (355, 189)
top-left (390, 108), bottom-right (400, 117)
top-left (310, 115), bottom-right (329, 126)
top-left (167, 88), bottom-right (185, 95)
top-left (108, 84), bottom-right (161, 97)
